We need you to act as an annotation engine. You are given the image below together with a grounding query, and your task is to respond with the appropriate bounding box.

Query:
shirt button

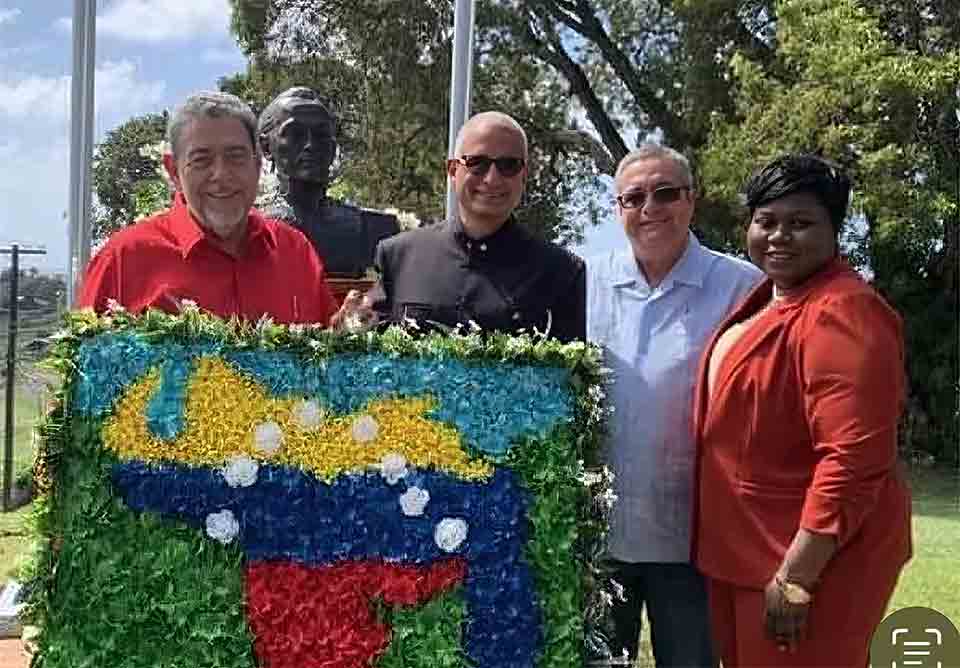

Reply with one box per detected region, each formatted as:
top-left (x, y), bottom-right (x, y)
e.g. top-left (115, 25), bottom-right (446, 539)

top-left (512, 312), bottom-right (521, 321)
top-left (466, 241), bottom-right (472, 250)
top-left (480, 243), bottom-right (488, 251)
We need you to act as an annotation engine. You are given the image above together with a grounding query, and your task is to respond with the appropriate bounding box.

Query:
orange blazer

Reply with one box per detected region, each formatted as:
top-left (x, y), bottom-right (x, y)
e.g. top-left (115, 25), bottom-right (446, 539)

top-left (692, 259), bottom-right (911, 589)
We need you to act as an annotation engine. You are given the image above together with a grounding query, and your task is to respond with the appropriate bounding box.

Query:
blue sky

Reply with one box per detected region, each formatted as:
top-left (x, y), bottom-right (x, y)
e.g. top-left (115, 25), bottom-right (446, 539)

top-left (0, 0), bottom-right (625, 275)
top-left (0, 0), bottom-right (246, 273)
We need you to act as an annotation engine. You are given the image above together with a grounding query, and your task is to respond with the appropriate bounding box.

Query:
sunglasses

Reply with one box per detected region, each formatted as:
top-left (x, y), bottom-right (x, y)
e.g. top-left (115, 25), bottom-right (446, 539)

top-left (453, 154), bottom-right (526, 178)
top-left (616, 185), bottom-right (690, 209)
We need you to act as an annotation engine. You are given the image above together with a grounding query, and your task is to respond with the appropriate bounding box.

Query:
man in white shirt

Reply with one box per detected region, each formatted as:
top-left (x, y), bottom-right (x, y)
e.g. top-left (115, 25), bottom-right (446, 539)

top-left (588, 144), bottom-right (762, 666)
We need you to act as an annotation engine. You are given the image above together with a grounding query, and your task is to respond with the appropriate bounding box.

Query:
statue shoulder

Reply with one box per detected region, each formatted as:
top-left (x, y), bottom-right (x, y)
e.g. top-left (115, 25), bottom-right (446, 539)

top-left (353, 206), bottom-right (401, 234)
top-left (375, 222), bottom-right (448, 261)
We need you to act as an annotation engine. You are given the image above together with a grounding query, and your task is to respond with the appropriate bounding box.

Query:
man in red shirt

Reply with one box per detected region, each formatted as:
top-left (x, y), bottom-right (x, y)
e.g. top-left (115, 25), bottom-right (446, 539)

top-left (79, 91), bottom-right (339, 325)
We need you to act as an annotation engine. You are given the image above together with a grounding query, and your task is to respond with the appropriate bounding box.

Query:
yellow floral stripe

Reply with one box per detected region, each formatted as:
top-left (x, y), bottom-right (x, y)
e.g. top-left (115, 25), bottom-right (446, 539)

top-left (102, 357), bottom-right (492, 481)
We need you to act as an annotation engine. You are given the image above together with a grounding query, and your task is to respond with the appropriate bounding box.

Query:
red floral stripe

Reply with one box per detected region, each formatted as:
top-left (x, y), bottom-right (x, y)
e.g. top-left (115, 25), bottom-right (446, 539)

top-left (245, 559), bottom-right (467, 668)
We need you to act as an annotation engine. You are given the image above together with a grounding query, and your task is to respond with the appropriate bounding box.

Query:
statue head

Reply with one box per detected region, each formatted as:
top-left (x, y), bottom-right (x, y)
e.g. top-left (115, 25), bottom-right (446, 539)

top-left (258, 87), bottom-right (337, 193)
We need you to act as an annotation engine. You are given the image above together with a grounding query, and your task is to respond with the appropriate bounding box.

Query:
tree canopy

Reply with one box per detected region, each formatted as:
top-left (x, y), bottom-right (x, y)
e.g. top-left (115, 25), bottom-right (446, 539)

top-left (700, 0), bottom-right (958, 456)
top-left (91, 112), bottom-right (169, 242)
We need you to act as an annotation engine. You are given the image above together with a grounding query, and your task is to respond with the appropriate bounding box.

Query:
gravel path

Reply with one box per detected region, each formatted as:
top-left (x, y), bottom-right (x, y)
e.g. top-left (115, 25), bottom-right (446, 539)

top-left (0, 639), bottom-right (27, 668)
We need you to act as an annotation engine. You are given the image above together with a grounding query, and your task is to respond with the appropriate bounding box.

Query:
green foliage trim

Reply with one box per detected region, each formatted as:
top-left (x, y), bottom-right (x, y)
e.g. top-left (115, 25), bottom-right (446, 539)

top-left (378, 588), bottom-right (470, 668)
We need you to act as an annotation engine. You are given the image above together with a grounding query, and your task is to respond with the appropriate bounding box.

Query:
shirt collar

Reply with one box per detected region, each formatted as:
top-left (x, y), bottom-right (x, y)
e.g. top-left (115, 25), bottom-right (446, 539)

top-left (167, 192), bottom-right (277, 258)
top-left (448, 214), bottom-right (526, 258)
top-left (612, 231), bottom-right (708, 290)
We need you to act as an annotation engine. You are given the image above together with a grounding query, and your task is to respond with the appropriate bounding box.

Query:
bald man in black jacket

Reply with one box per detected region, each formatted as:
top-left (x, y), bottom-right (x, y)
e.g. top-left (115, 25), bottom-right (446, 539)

top-left (367, 112), bottom-right (585, 343)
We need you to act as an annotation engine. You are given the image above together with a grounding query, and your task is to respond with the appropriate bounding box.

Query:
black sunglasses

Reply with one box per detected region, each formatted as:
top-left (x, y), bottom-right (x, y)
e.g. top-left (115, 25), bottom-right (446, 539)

top-left (616, 185), bottom-right (690, 209)
top-left (454, 154), bottom-right (526, 178)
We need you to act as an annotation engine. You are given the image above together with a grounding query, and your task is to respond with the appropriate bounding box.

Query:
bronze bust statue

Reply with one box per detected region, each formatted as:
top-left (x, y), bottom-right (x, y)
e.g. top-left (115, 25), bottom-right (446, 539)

top-left (257, 87), bottom-right (399, 277)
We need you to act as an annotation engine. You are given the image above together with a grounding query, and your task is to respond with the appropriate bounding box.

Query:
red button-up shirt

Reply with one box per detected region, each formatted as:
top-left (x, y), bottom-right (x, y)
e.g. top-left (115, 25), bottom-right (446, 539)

top-left (78, 194), bottom-right (338, 325)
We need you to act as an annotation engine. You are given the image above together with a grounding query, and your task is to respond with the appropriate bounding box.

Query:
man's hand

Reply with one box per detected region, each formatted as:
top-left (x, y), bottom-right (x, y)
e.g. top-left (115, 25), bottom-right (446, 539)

top-left (330, 290), bottom-right (378, 332)
top-left (763, 576), bottom-right (812, 653)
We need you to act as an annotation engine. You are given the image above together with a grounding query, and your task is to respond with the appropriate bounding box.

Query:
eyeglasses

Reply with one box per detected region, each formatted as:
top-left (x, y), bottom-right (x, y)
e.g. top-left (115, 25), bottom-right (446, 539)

top-left (452, 154), bottom-right (526, 178)
top-left (616, 185), bottom-right (690, 209)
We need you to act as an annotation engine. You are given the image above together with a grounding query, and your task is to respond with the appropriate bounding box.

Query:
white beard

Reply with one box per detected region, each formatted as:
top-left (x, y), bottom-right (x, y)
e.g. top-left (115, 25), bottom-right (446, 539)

top-left (199, 204), bottom-right (247, 241)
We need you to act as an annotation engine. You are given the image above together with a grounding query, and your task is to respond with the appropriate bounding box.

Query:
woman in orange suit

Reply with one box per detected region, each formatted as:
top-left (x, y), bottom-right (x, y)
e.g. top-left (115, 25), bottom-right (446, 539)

top-left (693, 154), bottom-right (911, 666)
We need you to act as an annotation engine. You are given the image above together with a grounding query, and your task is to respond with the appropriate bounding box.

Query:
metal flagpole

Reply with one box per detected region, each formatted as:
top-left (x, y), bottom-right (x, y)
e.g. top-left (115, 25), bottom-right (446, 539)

top-left (444, 0), bottom-right (476, 222)
top-left (66, 0), bottom-right (97, 308)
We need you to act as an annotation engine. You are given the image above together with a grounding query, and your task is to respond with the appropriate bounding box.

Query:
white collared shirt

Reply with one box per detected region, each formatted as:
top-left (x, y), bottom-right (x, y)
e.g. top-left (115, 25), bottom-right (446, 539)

top-left (587, 232), bottom-right (762, 562)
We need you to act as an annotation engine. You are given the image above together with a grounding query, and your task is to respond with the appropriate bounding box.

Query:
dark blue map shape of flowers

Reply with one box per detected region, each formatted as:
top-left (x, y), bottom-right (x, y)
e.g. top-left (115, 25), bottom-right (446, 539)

top-left (113, 463), bottom-right (543, 667)
top-left (74, 333), bottom-right (573, 457)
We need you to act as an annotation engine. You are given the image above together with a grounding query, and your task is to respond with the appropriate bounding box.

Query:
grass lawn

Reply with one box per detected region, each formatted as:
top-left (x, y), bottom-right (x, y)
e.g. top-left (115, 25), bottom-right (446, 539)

top-left (888, 466), bottom-right (960, 622)
top-left (0, 379), bottom-right (48, 582)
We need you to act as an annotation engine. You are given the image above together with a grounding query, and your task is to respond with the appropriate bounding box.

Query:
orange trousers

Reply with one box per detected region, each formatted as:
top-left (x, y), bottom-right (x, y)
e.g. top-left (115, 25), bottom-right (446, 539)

top-left (707, 571), bottom-right (900, 667)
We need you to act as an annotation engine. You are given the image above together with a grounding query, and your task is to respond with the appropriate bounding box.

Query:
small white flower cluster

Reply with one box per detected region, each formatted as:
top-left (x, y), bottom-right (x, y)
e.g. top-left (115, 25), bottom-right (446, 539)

top-left (380, 452), bottom-right (408, 485)
top-left (399, 486), bottom-right (429, 516)
top-left (206, 509), bottom-right (239, 544)
top-left (222, 455), bottom-right (259, 488)
top-left (434, 518), bottom-right (468, 552)
top-left (292, 399), bottom-right (325, 429)
top-left (351, 415), bottom-right (379, 443)
top-left (254, 421), bottom-right (284, 456)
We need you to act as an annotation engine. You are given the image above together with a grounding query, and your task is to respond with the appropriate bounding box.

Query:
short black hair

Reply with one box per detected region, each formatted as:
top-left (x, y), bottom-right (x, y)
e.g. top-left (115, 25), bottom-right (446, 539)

top-left (742, 154), bottom-right (851, 234)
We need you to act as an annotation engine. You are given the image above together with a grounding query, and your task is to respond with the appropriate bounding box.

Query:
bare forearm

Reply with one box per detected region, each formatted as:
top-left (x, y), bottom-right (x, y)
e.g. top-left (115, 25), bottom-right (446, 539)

top-left (777, 528), bottom-right (837, 589)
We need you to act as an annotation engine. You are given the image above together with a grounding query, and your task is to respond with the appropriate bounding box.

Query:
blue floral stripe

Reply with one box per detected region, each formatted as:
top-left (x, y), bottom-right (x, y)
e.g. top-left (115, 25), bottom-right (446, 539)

top-left (113, 461), bottom-right (543, 667)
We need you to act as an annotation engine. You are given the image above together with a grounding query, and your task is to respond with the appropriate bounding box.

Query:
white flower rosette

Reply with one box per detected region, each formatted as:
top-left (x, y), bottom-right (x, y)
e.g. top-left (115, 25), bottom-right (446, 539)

top-left (351, 415), bottom-right (379, 443)
top-left (254, 420), bottom-right (284, 456)
top-left (222, 455), bottom-right (259, 488)
top-left (379, 452), bottom-right (408, 485)
top-left (434, 517), bottom-right (468, 552)
top-left (399, 486), bottom-right (430, 516)
top-left (292, 399), bottom-right (325, 429)
top-left (206, 510), bottom-right (240, 544)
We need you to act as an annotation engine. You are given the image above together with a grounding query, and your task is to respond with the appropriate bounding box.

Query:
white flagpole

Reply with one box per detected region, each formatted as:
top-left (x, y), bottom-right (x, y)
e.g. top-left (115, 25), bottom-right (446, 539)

top-left (67, 0), bottom-right (97, 308)
top-left (444, 0), bottom-right (476, 222)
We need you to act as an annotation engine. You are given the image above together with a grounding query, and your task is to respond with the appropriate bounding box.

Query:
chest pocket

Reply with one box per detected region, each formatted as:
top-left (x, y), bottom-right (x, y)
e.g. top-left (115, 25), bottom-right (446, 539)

top-left (661, 313), bottom-right (692, 362)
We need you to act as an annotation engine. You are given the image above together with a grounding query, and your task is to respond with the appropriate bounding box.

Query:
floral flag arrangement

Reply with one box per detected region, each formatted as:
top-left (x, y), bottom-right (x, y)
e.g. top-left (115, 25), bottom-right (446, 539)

top-left (24, 305), bottom-right (610, 668)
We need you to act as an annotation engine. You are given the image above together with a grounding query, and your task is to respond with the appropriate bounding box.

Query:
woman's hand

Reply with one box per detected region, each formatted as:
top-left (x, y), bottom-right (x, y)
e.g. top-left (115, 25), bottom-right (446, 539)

top-left (763, 576), bottom-right (812, 653)
top-left (762, 527), bottom-right (835, 651)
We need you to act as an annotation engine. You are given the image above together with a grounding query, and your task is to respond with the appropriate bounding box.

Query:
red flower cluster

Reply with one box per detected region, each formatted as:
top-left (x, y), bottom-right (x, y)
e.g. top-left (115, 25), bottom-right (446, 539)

top-left (245, 558), bottom-right (467, 667)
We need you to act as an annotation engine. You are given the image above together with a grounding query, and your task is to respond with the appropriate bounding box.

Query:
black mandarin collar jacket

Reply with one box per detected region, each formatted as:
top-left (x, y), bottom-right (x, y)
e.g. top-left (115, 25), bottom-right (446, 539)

top-left (369, 217), bottom-right (586, 343)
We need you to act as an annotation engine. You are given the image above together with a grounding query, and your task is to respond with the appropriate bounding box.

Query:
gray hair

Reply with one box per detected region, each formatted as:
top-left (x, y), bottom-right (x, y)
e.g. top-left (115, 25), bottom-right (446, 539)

top-left (453, 111), bottom-right (528, 159)
top-left (167, 91), bottom-right (258, 159)
top-left (614, 143), bottom-right (694, 192)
